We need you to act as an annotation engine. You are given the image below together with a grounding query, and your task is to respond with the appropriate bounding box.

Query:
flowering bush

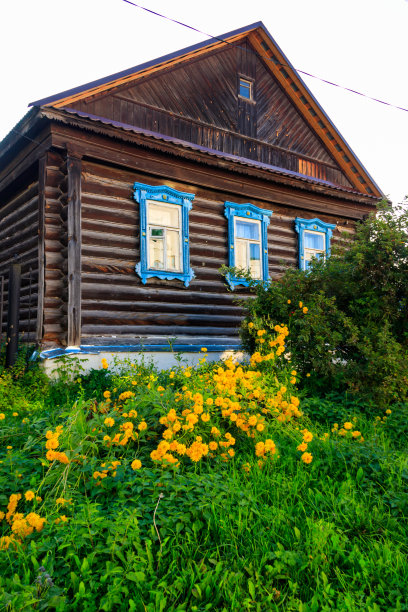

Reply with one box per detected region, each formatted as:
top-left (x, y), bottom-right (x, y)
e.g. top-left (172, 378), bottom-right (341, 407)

top-left (240, 201), bottom-right (408, 407)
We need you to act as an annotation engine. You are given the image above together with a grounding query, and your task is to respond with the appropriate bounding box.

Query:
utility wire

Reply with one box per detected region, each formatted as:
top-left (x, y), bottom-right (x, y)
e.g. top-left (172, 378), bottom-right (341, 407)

top-left (121, 0), bottom-right (408, 113)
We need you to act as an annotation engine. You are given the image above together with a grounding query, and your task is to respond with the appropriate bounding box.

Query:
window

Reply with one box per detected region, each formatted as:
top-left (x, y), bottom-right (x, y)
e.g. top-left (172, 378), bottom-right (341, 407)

top-left (239, 77), bottom-right (253, 101)
top-left (295, 217), bottom-right (336, 271)
top-left (133, 183), bottom-right (195, 287)
top-left (224, 201), bottom-right (273, 289)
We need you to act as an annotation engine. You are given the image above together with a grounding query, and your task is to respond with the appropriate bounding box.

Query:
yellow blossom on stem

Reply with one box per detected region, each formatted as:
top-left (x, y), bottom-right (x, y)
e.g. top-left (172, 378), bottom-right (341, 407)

top-left (301, 452), bottom-right (313, 464)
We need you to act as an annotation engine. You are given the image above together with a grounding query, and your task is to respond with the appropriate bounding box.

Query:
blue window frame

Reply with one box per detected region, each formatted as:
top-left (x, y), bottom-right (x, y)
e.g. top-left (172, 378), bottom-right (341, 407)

top-left (224, 201), bottom-right (272, 289)
top-left (295, 217), bottom-right (336, 271)
top-left (133, 183), bottom-right (195, 287)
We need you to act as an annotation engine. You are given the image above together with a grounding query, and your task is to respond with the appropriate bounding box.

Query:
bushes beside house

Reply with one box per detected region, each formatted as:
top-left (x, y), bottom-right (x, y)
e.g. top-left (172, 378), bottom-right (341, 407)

top-left (240, 201), bottom-right (408, 406)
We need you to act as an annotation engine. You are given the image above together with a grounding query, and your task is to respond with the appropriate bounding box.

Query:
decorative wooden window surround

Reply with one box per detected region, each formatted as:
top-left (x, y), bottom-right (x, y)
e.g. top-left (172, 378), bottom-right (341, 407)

top-left (224, 201), bottom-right (272, 289)
top-left (295, 217), bottom-right (336, 271)
top-left (133, 183), bottom-right (195, 287)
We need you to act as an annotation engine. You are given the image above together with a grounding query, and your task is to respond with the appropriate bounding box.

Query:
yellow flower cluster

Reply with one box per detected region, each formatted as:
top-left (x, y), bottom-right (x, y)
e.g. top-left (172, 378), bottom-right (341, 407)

top-left (0, 493), bottom-right (45, 550)
top-left (45, 427), bottom-right (69, 464)
top-left (93, 460), bottom-right (121, 482)
top-left (332, 421), bottom-right (364, 442)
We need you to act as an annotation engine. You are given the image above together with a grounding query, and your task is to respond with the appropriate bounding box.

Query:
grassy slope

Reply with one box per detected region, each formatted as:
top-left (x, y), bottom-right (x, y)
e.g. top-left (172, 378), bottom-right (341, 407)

top-left (0, 355), bottom-right (407, 612)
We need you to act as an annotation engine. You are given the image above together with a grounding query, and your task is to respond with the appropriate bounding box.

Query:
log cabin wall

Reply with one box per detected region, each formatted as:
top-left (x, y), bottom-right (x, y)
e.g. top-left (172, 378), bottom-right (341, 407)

top-left (76, 139), bottom-right (360, 349)
top-left (42, 150), bottom-right (68, 346)
top-left (0, 166), bottom-right (40, 343)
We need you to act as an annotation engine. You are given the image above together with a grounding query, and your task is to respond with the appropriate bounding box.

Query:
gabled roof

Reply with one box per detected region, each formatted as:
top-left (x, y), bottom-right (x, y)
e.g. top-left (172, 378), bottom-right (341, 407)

top-left (29, 22), bottom-right (382, 198)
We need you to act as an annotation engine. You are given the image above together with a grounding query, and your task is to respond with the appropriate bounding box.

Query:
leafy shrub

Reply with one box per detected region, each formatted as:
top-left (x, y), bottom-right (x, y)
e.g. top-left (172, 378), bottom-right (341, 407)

top-left (239, 201), bottom-right (408, 407)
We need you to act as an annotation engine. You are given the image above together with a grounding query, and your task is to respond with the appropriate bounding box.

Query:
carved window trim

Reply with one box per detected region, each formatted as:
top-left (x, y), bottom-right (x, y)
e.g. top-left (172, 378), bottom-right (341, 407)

top-left (133, 182), bottom-right (195, 287)
top-left (295, 217), bottom-right (336, 270)
top-left (224, 201), bottom-right (272, 290)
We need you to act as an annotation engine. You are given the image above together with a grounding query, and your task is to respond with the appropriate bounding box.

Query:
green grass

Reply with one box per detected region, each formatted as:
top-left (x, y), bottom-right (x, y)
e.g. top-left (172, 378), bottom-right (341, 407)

top-left (0, 357), bottom-right (407, 611)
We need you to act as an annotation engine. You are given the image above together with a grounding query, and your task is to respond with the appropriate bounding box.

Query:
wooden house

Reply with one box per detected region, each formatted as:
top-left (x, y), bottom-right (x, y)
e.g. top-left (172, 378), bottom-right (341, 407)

top-left (0, 22), bottom-right (383, 369)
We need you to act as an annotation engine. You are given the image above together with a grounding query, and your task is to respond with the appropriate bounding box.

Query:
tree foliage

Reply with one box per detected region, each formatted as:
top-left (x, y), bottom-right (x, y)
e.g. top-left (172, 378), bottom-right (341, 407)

top-left (240, 201), bottom-right (408, 406)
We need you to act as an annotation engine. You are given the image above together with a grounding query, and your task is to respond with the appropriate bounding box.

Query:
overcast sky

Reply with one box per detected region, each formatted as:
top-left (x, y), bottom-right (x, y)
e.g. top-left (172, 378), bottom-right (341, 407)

top-left (1, 0), bottom-right (407, 204)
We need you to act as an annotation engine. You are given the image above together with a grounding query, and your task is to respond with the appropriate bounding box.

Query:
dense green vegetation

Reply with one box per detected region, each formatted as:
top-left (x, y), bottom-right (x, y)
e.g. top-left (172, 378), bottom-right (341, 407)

top-left (240, 202), bottom-right (408, 406)
top-left (1, 202), bottom-right (407, 611)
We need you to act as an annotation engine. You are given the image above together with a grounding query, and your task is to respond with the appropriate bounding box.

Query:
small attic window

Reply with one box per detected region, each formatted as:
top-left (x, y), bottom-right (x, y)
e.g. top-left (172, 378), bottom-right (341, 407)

top-left (239, 78), bottom-right (253, 101)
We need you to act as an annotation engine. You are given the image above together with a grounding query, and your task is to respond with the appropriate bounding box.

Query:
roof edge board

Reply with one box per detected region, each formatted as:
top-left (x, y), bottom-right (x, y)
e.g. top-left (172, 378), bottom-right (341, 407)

top-left (28, 22), bottom-right (263, 108)
top-left (249, 27), bottom-right (383, 197)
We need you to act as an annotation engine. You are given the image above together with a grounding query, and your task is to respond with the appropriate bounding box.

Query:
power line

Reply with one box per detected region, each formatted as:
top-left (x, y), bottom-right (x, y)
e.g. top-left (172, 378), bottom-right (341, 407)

top-left (121, 0), bottom-right (408, 113)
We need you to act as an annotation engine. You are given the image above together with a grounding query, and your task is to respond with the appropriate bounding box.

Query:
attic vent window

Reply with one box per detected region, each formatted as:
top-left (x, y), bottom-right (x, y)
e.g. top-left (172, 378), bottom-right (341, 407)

top-left (239, 78), bottom-right (253, 100)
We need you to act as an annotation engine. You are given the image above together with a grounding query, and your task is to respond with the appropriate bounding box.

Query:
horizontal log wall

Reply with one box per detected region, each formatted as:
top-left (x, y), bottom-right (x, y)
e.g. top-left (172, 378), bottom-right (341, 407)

top-left (0, 168), bottom-right (39, 343)
top-left (79, 158), bottom-right (352, 346)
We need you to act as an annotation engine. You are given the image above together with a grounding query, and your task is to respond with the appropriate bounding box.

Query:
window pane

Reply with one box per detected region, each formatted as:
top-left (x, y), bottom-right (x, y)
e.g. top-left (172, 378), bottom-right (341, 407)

top-left (249, 243), bottom-right (261, 279)
top-left (304, 231), bottom-right (325, 250)
top-left (235, 240), bottom-right (247, 269)
top-left (149, 237), bottom-right (164, 269)
top-left (166, 230), bottom-right (181, 271)
top-left (148, 202), bottom-right (180, 228)
top-left (249, 259), bottom-right (261, 278)
top-left (239, 79), bottom-right (251, 99)
top-left (151, 228), bottom-right (164, 237)
top-left (235, 219), bottom-right (259, 240)
top-left (249, 242), bottom-right (260, 261)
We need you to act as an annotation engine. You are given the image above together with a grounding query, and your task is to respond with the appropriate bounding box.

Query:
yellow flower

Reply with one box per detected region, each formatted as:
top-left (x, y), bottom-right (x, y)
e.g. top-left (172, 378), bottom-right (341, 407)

top-left (352, 431), bottom-right (361, 438)
top-left (299, 301), bottom-right (303, 308)
top-left (209, 441), bottom-right (218, 451)
top-left (306, 373), bottom-right (311, 377)
top-left (343, 422), bottom-right (353, 430)
top-left (6, 446), bottom-right (12, 450)
top-left (131, 459), bottom-right (142, 470)
top-left (302, 307), bottom-right (308, 314)
top-left (303, 431), bottom-right (313, 443)
top-left (12, 412), bottom-right (18, 417)
top-left (297, 442), bottom-right (308, 452)
top-left (184, 370), bottom-right (191, 378)
top-left (24, 491), bottom-right (35, 501)
top-left (103, 390), bottom-right (111, 398)
top-left (301, 452), bottom-right (313, 464)
top-left (138, 421), bottom-right (147, 431)
top-left (201, 347), bottom-right (207, 353)
top-left (248, 322), bottom-right (254, 329)
top-left (101, 358), bottom-right (108, 369)
top-left (287, 299), bottom-right (291, 304)
top-left (385, 409), bottom-right (392, 415)
top-left (104, 417), bottom-right (115, 427)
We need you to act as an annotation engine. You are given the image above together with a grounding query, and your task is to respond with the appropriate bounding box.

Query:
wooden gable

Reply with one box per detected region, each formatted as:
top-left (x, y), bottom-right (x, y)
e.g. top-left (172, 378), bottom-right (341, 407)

top-left (30, 22), bottom-right (381, 197)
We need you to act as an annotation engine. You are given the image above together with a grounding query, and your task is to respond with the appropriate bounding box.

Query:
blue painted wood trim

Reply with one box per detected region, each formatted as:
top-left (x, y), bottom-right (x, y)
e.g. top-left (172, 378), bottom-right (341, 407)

top-left (224, 201), bottom-right (273, 289)
top-left (294, 217), bottom-right (336, 270)
top-left (39, 344), bottom-right (242, 359)
top-left (133, 183), bottom-right (195, 287)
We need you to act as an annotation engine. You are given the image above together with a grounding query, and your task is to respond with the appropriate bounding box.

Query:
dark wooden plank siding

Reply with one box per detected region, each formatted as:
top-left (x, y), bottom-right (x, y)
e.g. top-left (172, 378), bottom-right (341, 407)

top-left (0, 168), bottom-right (39, 343)
top-left (72, 39), bottom-right (352, 189)
top-left (79, 158), bottom-right (352, 346)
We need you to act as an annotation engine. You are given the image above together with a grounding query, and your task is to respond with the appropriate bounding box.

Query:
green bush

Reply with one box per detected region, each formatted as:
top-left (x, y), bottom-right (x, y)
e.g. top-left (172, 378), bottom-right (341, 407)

top-left (239, 201), bottom-right (408, 406)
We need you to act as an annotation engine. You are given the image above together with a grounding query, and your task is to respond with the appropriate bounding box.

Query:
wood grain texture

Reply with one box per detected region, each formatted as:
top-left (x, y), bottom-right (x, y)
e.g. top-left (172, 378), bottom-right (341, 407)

top-left (0, 167), bottom-right (39, 339)
top-left (67, 154), bottom-right (82, 346)
top-left (72, 40), bottom-right (351, 188)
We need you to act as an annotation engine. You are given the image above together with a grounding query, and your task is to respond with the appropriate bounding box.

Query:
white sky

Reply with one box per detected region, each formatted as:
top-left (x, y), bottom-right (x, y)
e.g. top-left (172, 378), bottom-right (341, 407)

top-left (1, 0), bottom-right (407, 204)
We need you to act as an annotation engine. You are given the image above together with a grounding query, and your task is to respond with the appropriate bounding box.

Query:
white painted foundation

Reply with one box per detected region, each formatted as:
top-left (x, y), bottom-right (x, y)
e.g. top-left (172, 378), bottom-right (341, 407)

top-left (42, 349), bottom-right (247, 377)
